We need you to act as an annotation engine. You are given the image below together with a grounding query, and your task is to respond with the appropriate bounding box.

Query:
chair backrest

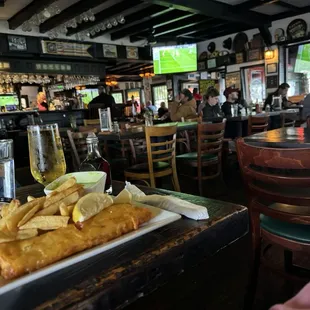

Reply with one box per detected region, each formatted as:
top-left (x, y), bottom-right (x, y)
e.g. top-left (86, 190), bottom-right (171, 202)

top-left (79, 126), bottom-right (99, 133)
top-left (197, 121), bottom-right (226, 175)
top-left (67, 131), bottom-right (88, 170)
top-left (144, 125), bottom-right (177, 174)
top-left (84, 119), bottom-right (100, 126)
top-left (281, 113), bottom-right (295, 128)
top-left (247, 115), bottom-right (269, 135)
top-left (129, 139), bottom-right (147, 164)
top-left (236, 138), bottom-right (310, 207)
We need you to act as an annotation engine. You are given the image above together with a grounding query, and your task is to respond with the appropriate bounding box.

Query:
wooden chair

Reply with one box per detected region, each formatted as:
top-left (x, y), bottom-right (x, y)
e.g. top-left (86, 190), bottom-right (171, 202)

top-left (247, 115), bottom-right (269, 136)
top-left (176, 120), bottom-right (226, 196)
top-left (83, 119), bottom-right (100, 126)
top-left (67, 131), bottom-right (89, 170)
top-left (281, 113), bottom-right (295, 128)
top-left (124, 125), bottom-right (180, 191)
top-left (236, 138), bottom-right (310, 309)
top-left (129, 138), bottom-right (147, 164)
top-left (78, 126), bottom-right (98, 133)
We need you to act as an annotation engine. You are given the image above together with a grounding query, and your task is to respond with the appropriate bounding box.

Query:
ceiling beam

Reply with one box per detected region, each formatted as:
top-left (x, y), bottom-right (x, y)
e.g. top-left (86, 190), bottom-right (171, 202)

top-left (8, 0), bottom-right (57, 30)
top-left (272, 4), bottom-right (310, 21)
top-left (129, 15), bottom-right (210, 42)
top-left (144, 0), bottom-right (271, 27)
top-left (110, 10), bottom-right (193, 41)
top-left (200, 25), bottom-right (252, 41)
top-left (276, 1), bottom-right (303, 12)
top-left (236, 0), bottom-right (280, 11)
top-left (90, 6), bottom-right (171, 39)
top-left (40, 0), bottom-right (111, 33)
top-left (119, 63), bottom-right (153, 73)
top-left (67, 0), bottom-right (147, 36)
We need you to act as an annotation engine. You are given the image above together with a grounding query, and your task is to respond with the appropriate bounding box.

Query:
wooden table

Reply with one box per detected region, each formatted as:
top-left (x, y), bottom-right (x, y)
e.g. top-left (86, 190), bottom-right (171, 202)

top-left (98, 122), bottom-right (197, 141)
top-left (244, 127), bottom-right (310, 148)
top-left (1, 181), bottom-right (248, 310)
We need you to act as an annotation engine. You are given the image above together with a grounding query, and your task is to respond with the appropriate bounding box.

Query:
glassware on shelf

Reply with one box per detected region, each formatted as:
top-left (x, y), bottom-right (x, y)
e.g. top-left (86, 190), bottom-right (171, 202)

top-left (27, 124), bottom-right (66, 185)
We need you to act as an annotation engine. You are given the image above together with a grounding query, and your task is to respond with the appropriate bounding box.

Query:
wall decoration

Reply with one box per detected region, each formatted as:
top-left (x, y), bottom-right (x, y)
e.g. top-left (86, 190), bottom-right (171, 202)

top-left (225, 72), bottom-right (241, 89)
top-left (198, 61), bottom-right (206, 70)
top-left (247, 48), bottom-right (263, 61)
top-left (207, 42), bottom-right (216, 54)
top-left (267, 63), bottom-right (278, 74)
top-left (207, 58), bottom-right (216, 69)
top-left (126, 47), bottom-right (139, 59)
top-left (236, 52), bottom-right (244, 64)
top-left (266, 75), bottom-right (278, 89)
top-left (198, 51), bottom-right (208, 60)
top-left (274, 28), bottom-right (285, 42)
top-left (41, 40), bottom-right (93, 58)
top-left (8, 35), bottom-right (27, 51)
top-left (233, 32), bottom-right (248, 52)
top-left (223, 37), bottom-right (232, 50)
top-left (103, 44), bottom-right (118, 58)
top-left (287, 19), bottom-right (307, 39)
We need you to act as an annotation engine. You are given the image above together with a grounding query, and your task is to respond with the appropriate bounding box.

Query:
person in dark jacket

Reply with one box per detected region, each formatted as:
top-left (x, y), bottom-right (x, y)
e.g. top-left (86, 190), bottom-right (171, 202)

top-left (264, 83), bottom-right (290, 110)
top-left (200, 87), bottom-right (222, 118)
top-left (221, 87), bottom-right (239, 117)
top-left (88, 86), bottom-right (116, 109)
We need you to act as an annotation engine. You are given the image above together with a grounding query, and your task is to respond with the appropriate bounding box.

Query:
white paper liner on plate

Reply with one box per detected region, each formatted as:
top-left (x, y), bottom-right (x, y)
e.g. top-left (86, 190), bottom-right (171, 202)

top-left (125, 182), bottom-right (209, 220)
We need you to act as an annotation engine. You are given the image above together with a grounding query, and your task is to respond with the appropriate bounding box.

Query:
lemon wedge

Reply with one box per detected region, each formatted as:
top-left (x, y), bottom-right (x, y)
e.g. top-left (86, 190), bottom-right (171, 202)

top-left (113, 189), bottom-right (132, 205)
top-left (72, 193), bottom-right (113, 223)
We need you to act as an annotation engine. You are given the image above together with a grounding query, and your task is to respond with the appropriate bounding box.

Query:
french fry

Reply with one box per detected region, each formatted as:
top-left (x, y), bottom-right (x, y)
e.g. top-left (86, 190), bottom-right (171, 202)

top-left (17, 204), bottom-right (42, 227)
top-left (59, 203), bottom-right (69, 216)
top-left (0, 230), bottom-right (16, 244)
top-left (16, 229), bottom-right (38, 240)
top-left (1, 199), bottom-right (20, 218)
top-left (44, 184), bottom-right (83, 209)
top-left (2, 197), bottom-right (45, 233)
top-left (37, 190), bottom-right (82, 216)
top-left (27, 196), bottom-right (36, 202)
top-left (19, 216), bottom-right (70, 231)
top-left (53, 177), bottom-right (77, 192)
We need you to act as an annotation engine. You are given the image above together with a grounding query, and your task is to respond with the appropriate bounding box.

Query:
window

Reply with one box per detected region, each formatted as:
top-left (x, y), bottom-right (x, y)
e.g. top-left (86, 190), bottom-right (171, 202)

top-left (112, 91), bottom-right (123, 104)
top-left (285, 43), bottom-right (310, 97)
top-left (152, 84), bottom-right (168, 107)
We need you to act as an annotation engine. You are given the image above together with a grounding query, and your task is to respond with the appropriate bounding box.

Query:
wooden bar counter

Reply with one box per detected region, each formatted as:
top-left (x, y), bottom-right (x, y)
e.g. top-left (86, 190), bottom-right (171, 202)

top-left (0, 181), bottom-right (248, 310)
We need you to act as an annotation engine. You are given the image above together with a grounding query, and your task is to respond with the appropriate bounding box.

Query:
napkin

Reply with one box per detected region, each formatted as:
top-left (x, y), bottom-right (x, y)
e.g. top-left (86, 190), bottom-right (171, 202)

top-left (125, 182), bottom-right (209, 220)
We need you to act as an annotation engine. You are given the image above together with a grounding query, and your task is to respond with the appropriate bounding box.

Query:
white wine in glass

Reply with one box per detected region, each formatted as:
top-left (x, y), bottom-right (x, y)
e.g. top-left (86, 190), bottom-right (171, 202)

top-left (27, 124), bottom-right (66, 185)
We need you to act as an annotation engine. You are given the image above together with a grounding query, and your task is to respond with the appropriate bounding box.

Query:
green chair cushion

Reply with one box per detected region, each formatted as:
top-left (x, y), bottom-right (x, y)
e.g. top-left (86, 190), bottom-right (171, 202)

top-left (260, 214), bottom-right (310, 243)
top-left (126, 161), bottom-right (170, 173)
top-left (176, 152), bottom-right (217, 161)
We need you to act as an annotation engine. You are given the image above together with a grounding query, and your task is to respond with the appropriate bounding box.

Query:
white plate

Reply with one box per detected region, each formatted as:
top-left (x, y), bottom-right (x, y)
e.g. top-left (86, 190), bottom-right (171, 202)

top-left (0, 203), bottom-right (181, 295)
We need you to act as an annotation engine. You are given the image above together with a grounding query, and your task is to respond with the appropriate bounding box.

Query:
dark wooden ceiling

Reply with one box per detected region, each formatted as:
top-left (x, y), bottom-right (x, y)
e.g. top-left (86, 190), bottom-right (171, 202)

top-left (2, 0), bottom-right (310, 75)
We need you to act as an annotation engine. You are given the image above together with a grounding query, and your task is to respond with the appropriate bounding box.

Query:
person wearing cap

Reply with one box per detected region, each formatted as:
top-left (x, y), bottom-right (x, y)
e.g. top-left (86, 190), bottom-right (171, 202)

top-left (221, 87), bottom-right (239, 117)
top-left (169, 89), bottom-right (197, 121)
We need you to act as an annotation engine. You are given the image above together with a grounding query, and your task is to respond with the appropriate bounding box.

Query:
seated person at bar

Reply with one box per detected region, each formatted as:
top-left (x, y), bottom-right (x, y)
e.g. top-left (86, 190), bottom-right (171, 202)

top-left (221, 87), bottom-right (239, 117)
top-left (88, 86), bottom-right (116, 110)
top-left (264, 83), bottom-right (291, 110)
top-left (146, 100), bottom-right (157, 113)
top-left (158, 101), bottom-right (168, 118)
top-left (199, 87), bottom-right (221, 118)
top-left (169, 89), bottom-right (197, 121)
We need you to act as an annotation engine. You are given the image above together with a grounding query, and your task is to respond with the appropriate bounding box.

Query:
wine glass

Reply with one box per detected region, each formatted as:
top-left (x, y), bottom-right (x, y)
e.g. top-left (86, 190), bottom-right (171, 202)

top-left (27, 124), bottom-right (66, 185)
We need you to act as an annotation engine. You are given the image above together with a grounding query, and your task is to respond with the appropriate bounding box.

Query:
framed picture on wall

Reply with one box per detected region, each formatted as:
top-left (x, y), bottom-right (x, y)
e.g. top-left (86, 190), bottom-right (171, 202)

top-left (103, 44), bottom-right (117, 58)
top-left (8, 35), bottom-right (27, 51)
top-left (267, 63), bottom-right (278, 74)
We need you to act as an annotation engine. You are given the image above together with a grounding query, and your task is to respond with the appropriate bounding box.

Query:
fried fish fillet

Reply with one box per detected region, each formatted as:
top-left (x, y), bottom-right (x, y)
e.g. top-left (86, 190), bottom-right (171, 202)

top-left (0, 204), bottom-right (152, 280)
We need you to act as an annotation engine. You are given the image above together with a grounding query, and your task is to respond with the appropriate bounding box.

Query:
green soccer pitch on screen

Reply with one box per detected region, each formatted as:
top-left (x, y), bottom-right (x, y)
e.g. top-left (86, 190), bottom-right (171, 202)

top-left (294, 43), bottom-right (310, 73)
top-left (153, 44), bottom-right (197, 74)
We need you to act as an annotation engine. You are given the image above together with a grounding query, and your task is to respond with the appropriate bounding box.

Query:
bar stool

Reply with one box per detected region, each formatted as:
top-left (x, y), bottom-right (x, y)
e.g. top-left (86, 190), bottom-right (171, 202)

top-left (124, 125), bottom-right (180, 191)
top-left (236, 138), bottom-right (310, 309)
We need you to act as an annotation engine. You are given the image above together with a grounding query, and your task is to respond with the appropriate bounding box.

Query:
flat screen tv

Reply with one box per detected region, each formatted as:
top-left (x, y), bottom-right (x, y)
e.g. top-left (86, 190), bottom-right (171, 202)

top-left (76, 89), bottom-right (99, 105)
top-left (0, 95), bottom-right (19, 111)
top-left (153, 44), bottom-right (197, 74)
top-left (294, 43), bottom-right (310, 73)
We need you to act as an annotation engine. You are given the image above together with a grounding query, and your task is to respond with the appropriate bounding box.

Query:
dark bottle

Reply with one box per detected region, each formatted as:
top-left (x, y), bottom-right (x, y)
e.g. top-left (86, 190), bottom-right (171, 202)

top-left (79, 132), bottom-right (112, 194)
